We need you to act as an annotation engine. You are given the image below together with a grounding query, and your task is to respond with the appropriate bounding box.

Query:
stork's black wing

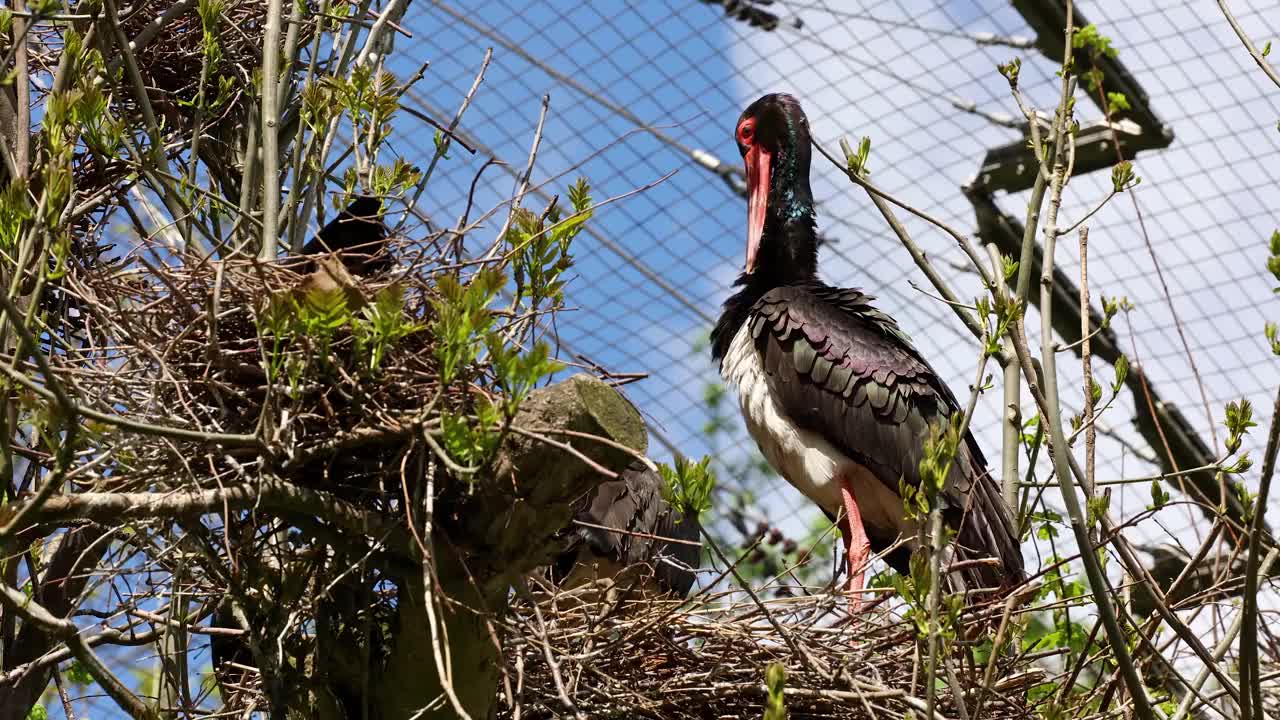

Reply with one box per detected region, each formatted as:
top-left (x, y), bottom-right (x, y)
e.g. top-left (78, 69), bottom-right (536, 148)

top-left (301, 196), bottom-right (392, 275)
top-left (751, 282), bottom-right (1024, 592)
top-left (553, 460), bottom-right (701, 597)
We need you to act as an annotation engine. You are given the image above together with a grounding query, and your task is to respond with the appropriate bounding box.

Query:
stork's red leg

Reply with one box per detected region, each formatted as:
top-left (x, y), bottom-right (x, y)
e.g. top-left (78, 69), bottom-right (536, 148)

top-left (837, 476), bottom-right (872, 611)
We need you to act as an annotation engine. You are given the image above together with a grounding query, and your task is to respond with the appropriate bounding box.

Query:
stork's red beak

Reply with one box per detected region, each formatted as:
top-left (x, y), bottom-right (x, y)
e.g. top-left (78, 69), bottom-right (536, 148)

top-left (744, 144), bottom-right (771, 274)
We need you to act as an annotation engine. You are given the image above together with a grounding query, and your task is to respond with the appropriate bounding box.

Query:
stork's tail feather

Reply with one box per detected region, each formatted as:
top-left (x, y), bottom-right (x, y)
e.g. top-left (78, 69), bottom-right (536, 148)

top-left (949, 452), bottom-right (1026, 600)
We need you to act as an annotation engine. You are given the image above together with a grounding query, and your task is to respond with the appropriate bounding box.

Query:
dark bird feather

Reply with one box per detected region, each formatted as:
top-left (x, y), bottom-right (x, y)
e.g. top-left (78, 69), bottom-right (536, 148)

top-left (748, 283), bottom-right (1024, 593)
top-left (300, 196), bottom-right (392, 275)
top-left (552, 460), bottom-right (702, 598)
top-left (712, 93), bottom-right (1024, 600)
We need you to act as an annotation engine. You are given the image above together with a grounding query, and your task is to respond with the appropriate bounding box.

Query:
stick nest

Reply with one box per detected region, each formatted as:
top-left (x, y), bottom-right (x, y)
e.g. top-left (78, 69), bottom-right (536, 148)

top-left (56, 240), bottom-right (477, 505)
top-left (498, 589), bottom-right (1041, 720)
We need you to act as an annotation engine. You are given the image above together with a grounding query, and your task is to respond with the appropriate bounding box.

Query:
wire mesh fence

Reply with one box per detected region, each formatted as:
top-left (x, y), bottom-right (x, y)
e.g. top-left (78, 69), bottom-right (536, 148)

top-left (394, 0), bottom-right (1280, 561)
top-left (5, 1), bottom-right (1279, 717)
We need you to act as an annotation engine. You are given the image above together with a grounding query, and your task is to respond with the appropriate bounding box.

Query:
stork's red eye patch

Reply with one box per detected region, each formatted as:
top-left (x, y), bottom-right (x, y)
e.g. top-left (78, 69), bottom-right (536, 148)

top-left (737, 120), bottom-right (755, 144)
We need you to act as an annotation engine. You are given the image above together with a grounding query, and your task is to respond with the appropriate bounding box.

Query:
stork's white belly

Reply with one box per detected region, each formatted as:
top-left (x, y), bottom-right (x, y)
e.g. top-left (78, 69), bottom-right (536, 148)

top-left (719, 324), bottom-right (910, 539)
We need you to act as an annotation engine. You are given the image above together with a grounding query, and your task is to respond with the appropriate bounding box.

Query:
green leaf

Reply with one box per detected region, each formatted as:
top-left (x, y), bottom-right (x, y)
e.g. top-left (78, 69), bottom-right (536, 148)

top-left (854, 136), bottom-right (871, 176)
top-left (0, 178), bottom-right (34, 252)
top-left (1106, 91), bottom-right (1131, 112)
top-left (1080, 67), bottom-right (1105, 93)
top-left (997, 58), bottom-right (1022, 86)
top-left (1088, 375), bottom-right (1102, 406)
top-left (1267, 230), bottom-right (1280, 289)
top-left (568, 177), bottom-right (592, 213)
top-left (840, 136), bottom-right (872, 177)
top-left (1087, 494), bottom-right (1110, 526)
top-left (430, 269), bottom-right (503, 385)
top-left (1223, 399), bottom-right (1257, 454)
top-left (1148, 480), bottom-right (1170, 510)
top-left (1073, 24), bottom-right (1118, 60)
top-left (1111, 161), bottom-right (1138, 192)
top-left (353, 285), bottom-right (422, 373)
top-left (1225, 453), bottom-right (1252, 475)
top-left (488, 339), bottom-right (565, 415)
top-left (1112, 354), bottom-right (1129, 391)
top-left (658, 455), bottom-right (717, 519)
top-left (440, 405), bottom-right (499, 469)
top-left (1002, 254), bottom-right (1018, 280)
top-left (763, 662), bottom-right (787, 720)
top-left (917, 416), bottom-right (961, 502)
top-left (65, 660), bottom-right (94, 685)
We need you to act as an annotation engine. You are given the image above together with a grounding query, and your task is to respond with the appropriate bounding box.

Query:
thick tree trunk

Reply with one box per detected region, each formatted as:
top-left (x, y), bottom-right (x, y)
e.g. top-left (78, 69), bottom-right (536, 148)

top-left (371, 374), bottom-right (648, 720)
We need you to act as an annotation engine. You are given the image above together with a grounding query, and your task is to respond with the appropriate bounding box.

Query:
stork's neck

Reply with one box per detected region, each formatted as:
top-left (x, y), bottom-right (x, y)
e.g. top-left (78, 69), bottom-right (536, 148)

top-left (710, 175), bottom-right (817, 365)
top-left (757, 134), bottom-right (817, 288)
top-left (753, 214), bottom-right (817, 288)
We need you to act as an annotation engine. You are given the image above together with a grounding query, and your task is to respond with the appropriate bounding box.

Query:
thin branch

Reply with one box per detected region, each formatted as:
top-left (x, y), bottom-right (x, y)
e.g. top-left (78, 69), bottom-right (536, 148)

top-left (817, 140), bottom-right (994, 289)
top-left (987, 244), bottom-right (1022, 512)
top-left (1239, 386), bottom-right (1280, 720)
top-left (816, 140), bottom-right (986, 344)
top-left (488, 94), bottom-right (550, 260)
top-left (354, 0), bottom-right (410, 67)
top-left (0, 583), bottom-right (151, 719)
top-left (1173, 547), bottom-right (1279, 720)
top-left (1217, 0), bottom-right (1280, 89)
top-left (1013, 8), bottom-right (1155, 716)
top-left (0, 363), bottom-right (263, 449)
top-left (1060, 190), bottom-right (1117, 236)
top-left (1079, 227), bottom-right (1096, 496)
top-left (400, 47), bottom-right (492, 234)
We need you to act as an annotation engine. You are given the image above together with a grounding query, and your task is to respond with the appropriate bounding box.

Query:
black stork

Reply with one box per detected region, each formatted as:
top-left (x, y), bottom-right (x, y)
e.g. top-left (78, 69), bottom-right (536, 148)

top-left (710, 94), bottom-right (1024, 606)
top-left (301, 195), bottom-right (393, 276)
top-left (552, 460), bottom-right (702, 599)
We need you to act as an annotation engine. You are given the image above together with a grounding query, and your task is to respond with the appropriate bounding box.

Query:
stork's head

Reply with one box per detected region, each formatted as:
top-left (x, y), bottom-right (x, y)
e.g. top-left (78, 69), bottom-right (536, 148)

top-left (735, 93), bottom-right (815, 276)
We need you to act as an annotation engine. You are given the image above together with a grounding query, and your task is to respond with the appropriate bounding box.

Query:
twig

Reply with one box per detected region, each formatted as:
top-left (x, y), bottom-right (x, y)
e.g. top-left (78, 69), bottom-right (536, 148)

top-left (1060, 190), bottom-right (1117, 236)
top-left (1216, 0), bottom-right (1280, 89)
top-left (972, 588), bottom-right (1029, 719)
top-left (10, 0), bottom-right (30, 178)
top-left (418, 456), bottom-right (477, 720)
top-left (987, 244), bottom-right (1022, 512)
top-left (0, 363), bottom-right (263, 449)
top-left (488, 95), bottom-right (550, 259)
top-left (1079, 227), bottom-right (1096, 494)
top-left (518, 582), bottom-right (586, 720)
top-left (1239, 387), bottom-right (1280, 720)
top-left (817, 140), bottom-right (986, 344)
top-left (3, 479), bottom-right (400, 542)
top-left (1173, 547), bottom-right (1279, 720)
top-left (923, 504), bottom-right (946, 719)
top-left (258, 0), bottom-right (284, 261)
top-left (398, 104), bottom-right (478, 154)
top-left (504, 425), bottom-right (621, 480)
top-left (0, 583), bottom-right (151, 719)
top-left (817, 140), bottom-right (994, 289)
top-left (1013, 8), bottom-right (1156, 716)
top-left (699, 526), bottom-right (830, 677)
top-left (400, 47), bottom-right (492, 234)
top-left (354, 0), bottom-right (410, 67)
